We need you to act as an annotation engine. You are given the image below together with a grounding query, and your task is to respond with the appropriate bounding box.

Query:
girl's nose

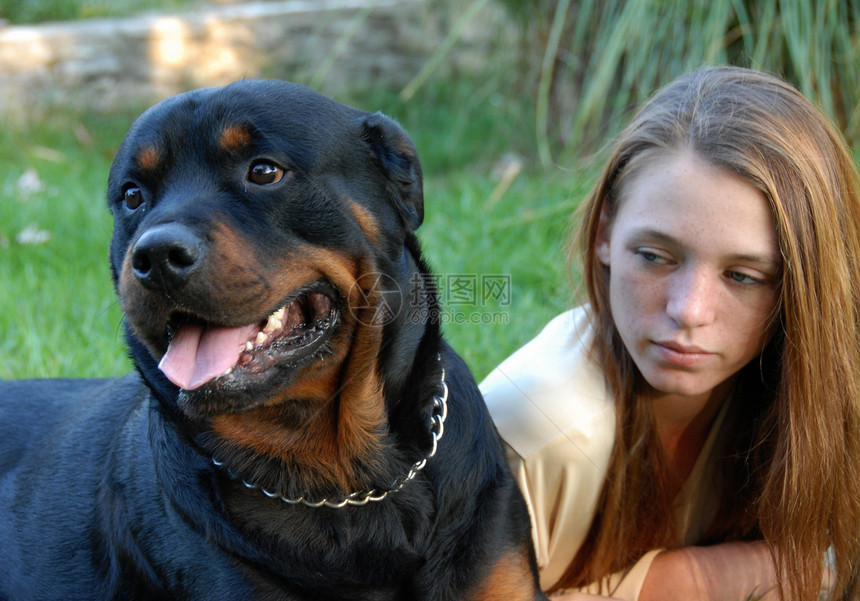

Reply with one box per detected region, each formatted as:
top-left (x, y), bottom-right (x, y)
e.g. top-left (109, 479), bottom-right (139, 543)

top-left (665, 267), bottom-right (717, 328)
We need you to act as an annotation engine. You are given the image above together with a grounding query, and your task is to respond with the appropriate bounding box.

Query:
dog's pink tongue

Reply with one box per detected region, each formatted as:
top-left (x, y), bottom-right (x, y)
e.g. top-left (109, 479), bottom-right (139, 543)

top-left (158, 323), bottom-right (257, 390)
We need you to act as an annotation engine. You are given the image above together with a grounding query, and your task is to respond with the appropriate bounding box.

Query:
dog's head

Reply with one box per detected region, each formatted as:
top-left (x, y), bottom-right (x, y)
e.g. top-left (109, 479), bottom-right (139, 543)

top-left (108, 81), bottom-right (432, 430)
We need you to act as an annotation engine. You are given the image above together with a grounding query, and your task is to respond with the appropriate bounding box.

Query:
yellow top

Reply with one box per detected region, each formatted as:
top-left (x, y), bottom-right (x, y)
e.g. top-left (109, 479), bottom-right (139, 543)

top-left (481, 307), bottom-right (729, 599)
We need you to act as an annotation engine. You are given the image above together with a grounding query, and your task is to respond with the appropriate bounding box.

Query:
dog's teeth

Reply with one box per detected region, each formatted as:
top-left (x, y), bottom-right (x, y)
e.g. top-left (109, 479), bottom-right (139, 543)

top-left (255, 332), bottom-right (268, 346)
top-left (271, 306), bottom-right (286, 321)
top-left (245, 341), bottom-right (254, 352)
top-left (263, 316), bottom-right (282, 333)
top-left (221, 368), bottom-right (232, 377)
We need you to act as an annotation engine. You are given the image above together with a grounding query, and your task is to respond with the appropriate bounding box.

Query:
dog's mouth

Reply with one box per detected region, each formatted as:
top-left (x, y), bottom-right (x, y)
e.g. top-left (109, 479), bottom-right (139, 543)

top-left (158, 286), bottom-right (339, 391)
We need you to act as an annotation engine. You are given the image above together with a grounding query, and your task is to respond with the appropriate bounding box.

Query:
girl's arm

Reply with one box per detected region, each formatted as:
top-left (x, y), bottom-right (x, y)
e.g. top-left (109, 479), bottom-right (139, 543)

top-left (639, 542), bottom-right (779, 601)
top-left (551, 541), bottom-right (782, 601)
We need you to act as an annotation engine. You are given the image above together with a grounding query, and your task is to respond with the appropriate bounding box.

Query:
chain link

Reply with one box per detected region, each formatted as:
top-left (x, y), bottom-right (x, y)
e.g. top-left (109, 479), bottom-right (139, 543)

top-left (212, 356), bottom-right (449, 509)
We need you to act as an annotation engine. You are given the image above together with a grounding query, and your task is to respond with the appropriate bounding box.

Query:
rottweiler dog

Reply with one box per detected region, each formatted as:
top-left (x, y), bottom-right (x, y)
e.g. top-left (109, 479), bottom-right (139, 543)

top-left (0, 80), bottom-right (546, 601)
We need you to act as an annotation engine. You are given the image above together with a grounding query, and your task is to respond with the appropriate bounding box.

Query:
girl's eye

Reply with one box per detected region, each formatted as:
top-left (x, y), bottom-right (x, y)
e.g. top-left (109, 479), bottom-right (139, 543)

top-left (636, 249), bottom-right (672, 265)
top-left (123, 185), bottom-right (144, 210)
top-left (727, 271), bottom-right (764, 286)
top-left (248, 161), bottom-right (286, 186)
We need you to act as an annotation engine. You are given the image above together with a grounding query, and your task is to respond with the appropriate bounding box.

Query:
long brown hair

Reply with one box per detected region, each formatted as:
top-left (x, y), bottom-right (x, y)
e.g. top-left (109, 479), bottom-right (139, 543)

top-left (558, 66), bottom-right (860, 600)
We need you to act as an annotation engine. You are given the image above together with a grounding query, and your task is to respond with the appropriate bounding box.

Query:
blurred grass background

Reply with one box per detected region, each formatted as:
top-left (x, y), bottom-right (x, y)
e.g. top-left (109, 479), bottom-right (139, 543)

top-left (0, 0), bottom-right (857, 381)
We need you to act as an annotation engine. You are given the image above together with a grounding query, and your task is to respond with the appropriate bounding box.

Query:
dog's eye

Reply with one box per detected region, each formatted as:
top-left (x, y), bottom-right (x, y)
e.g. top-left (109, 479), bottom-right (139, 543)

top-left (248, 161), bottom-right (286, 186)
top-left (123, 185), bottom-right (144, 210)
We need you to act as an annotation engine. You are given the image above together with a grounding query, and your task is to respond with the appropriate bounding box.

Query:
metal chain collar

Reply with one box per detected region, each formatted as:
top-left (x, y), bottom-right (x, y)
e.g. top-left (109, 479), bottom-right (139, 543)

top-left (211, 357), bottom-right (449, 509)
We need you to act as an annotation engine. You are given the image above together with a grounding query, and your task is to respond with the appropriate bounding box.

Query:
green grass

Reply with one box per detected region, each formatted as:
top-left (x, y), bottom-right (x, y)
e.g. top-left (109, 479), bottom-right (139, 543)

top-left (418, 161), bottom-right (585, 378)
top-left (0, 111), bottom-right (135, 379)
top-left (0, 84), bottom-right (585, 383)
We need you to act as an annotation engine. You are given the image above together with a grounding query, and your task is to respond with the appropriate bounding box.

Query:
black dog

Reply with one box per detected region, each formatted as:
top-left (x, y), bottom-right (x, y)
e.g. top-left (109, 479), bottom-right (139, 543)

top-left (0, 81), bottom-right (546, 601)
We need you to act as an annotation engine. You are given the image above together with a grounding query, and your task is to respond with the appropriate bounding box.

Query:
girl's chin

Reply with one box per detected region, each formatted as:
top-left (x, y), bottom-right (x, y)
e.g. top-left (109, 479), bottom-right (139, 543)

top-left (639, 368), bottom-right (737, 405)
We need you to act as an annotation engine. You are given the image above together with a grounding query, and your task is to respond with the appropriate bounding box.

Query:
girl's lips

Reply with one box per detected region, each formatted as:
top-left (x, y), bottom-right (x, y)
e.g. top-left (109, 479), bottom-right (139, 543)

top-left (652, 340), bottom-right (714, 368)
top-left (654, 340), bottom-right (709, 354)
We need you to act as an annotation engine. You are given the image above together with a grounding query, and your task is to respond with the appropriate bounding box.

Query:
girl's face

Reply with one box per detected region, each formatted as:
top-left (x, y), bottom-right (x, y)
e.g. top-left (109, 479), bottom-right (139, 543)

top-left (596, 150), bottom-right (780, 406)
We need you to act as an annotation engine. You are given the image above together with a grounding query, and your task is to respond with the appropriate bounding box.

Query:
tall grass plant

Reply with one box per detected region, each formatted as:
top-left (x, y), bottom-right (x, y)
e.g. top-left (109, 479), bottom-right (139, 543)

top-left (491, 0), bottom-right (859, 166)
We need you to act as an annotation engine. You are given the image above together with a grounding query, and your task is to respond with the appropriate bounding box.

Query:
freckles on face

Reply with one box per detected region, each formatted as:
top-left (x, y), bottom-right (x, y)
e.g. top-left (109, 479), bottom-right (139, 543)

top-left (595, 150), bottom-right (781, 404)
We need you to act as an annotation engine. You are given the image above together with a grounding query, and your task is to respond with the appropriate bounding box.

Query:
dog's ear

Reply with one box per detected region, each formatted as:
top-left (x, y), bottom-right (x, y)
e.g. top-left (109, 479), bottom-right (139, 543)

top-left (359, 112), bottom-right (424, 231)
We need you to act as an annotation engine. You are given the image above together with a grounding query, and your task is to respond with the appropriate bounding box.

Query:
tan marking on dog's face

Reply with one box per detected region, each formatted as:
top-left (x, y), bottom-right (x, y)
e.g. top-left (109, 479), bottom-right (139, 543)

top-left (219, 126), bottom-right (252, 153)
top-left (136, 146), bottom-right (161, 172)
top-left (348, 201), bottom-right (381, 246)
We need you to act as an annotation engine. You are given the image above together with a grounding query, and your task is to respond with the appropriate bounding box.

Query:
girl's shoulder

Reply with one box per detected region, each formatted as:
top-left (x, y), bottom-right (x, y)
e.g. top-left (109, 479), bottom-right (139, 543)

top-left (480, 306), bottom-right (615, 459)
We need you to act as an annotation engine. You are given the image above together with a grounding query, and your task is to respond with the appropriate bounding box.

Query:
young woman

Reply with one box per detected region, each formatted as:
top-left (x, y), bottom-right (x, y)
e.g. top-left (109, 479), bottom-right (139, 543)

top-left (481, 66), bottom-right (860, 600)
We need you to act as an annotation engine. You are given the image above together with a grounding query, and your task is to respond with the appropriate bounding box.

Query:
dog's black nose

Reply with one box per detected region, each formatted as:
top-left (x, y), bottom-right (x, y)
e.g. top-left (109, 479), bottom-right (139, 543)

top-left (131, 224), bottom-right (204, 291)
